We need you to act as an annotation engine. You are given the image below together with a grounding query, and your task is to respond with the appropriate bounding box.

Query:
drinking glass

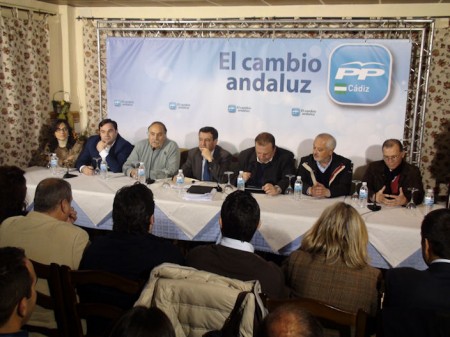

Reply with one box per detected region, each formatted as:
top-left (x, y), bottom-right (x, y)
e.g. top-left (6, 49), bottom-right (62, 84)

top-left (406, 187), bottom-right (418, 209)
top-left (161, 168), bottom-right (171, 189)
top-left (351, 180), bottom-right (361, 202)
top-left (224, 171), bottom-right (234, 194)
top-left (93, 157), bottom-right (102, 175)
top-left (285, 174), bottom-right (295, 195)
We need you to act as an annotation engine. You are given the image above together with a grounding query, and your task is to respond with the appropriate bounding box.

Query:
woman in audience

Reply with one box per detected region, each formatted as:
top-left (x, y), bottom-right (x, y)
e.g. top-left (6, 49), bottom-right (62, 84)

top-left (283, 202), bottom-right (381, 316)
top-left (109, 306), bottom-right (175, 337)
top-left (32, 119), bottom-right (83, 168)
top-left (0, 165), bottom-right (27, 223)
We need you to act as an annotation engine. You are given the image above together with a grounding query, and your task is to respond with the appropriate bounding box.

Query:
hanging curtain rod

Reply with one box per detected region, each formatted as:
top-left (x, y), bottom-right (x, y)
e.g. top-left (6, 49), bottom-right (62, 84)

top-left (0, 2), bottom-right (56, 16)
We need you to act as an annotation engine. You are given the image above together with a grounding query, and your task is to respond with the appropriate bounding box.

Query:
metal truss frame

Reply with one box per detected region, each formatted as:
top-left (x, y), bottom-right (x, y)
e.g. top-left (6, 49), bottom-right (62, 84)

top-left (93, 18), bottom-right (435, 166)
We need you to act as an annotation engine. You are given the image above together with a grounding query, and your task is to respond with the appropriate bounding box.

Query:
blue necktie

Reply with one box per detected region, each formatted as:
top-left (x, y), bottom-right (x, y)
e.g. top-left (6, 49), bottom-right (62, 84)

top-left (202, 160), bottom-right (211, 181)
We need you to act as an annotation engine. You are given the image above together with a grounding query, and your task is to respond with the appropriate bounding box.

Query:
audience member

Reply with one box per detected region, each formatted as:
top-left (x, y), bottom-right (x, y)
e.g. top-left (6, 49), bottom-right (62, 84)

top-left (123, 121), bottom-right (180, 180)
top-left (79, 183), bottom-right (184, 335)
top-left (80, 183), bottom-right (184, 306)
top-left (0, 178), bottom-right (89, 331)
top-left (362, 139), bottom-right (424, 206)
top-left (187, 190), bottom-right (287, 298)
top-left (0, 166), bottom-right (27, 224)
top-left (76, 118), bottom-right (133, 174)
top-left (283, 202), bottom-right (381, 316)
top-left (181, 126), bottom-right (232, 183)
top-left (258, 304), bottom-right (323, 337)
top-left (238, 132), bottom-right (295, 195)
top-left (0, 247), bottom-right (37, 336)
top-left (297, 133), bottom-right (352, 198)
top-left (382, 208), bottom-right (450, 337)
top-left (30, 119), bottom-right (84, 168)
top-left (109, 306), bottom-right (175, 337)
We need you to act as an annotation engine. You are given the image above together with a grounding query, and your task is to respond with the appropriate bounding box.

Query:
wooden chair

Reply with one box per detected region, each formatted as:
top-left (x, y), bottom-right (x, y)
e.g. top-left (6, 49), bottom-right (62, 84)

top-left (266, 297), bottom-right (368, 337)
top-left (24, 260), bottom-right (68, 337)
top-left (59, 265), bottom-right (143, 337)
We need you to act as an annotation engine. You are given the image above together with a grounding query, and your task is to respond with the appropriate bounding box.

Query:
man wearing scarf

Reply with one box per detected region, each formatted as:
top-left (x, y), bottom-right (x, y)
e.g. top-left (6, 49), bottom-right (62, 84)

top-left (363, 139), bottom-right (424, 206)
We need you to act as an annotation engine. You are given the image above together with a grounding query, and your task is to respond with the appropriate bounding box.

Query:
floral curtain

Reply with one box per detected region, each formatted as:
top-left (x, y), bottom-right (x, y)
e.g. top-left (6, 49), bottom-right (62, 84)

top-left (0, 10), bottom-right (49, 167)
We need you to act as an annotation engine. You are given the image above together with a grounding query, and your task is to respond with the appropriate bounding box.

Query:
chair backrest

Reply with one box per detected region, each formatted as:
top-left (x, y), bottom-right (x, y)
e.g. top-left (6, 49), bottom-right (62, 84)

top-left (24, 260), bottom-right (68, 337)
top-left (135, 263), bottom-right (267, 337)
top-left (266, 297), bottom-right (368, 337)
top-left (59, 265), bottom-right (143, 337)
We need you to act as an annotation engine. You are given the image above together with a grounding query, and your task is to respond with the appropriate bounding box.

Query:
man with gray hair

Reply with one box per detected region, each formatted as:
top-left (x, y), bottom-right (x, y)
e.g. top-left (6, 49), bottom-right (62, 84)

top-left (296, 133), bottom-right (352, 198)
top-left (0, 178), bottom-right (89, 332)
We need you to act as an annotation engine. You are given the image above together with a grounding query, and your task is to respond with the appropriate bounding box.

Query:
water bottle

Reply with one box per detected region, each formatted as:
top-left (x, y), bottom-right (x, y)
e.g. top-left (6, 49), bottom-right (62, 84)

top-left (359, 182), bottom-right (368, 208)
top-left (49, 153), bottom-right (58, 175)
top-left (100, 159), bottom-right (108, 179)
top-left (176, 169), bottom-right (185, 188)
top-left (137, 162), bottom-right (145, 183)
top-left (237, 171), bottom-right (245, 191)
top-left (424, 188), bottom-right (434, 214)
top-left (294, 176), bottom-right (303, 200)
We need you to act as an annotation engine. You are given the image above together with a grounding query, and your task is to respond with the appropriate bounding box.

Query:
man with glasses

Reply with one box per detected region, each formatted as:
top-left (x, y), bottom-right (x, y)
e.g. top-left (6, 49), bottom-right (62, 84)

top-left (362, 139), bottom-right (424, 206)
top-left (123, 121), bottom-right (180, 180)
top-left (76, 118), bottom-right (133, 174)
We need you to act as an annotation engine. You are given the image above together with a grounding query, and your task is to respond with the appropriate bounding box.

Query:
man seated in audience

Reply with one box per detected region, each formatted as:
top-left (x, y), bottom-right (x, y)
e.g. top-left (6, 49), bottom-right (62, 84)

top-left (382, 208), bottom-right (450, 337)
top-left (0, 165), bottom-right (27, 224)
top-left (0, 247), bottom-right (37, 337)
top-left (362, 138), bottom-right (424, 206)
top-left (187, 190), bottom-right (287, 299)
top-left (79, 183), bottom-right (184, 335)
top-left (181, 126), bottom-right (232, 183)
top-left (76, 118), bottom-right (133, 174)
top-left (123, 121), bottom-right (180, 180)
top-left (238, 132), bottom-right (295, 195)
top-left (258, 304), bottom-right (323, 337)
top-left (0, 178), bottom-right (89, 331)
top-left (297, 133), bottom-right (352, 198)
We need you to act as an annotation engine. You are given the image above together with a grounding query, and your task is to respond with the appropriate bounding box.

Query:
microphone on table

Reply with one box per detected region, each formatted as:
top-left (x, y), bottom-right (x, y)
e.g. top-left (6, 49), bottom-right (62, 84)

top-left (367, 191), bottom-right (381, 212)
top-left (63, 166), bottom-right (77, 179)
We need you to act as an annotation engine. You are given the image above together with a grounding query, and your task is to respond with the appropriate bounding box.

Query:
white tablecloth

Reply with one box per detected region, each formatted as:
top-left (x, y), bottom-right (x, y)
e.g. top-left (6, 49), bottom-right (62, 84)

top-left (25, 167), bottom-right (433, 269)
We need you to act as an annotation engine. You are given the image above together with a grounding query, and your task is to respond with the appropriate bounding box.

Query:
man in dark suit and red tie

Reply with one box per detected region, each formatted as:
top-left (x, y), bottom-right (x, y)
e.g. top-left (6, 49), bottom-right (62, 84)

top-left (297, 133), bottom-right (352, 198)
top-left (181, 126), bottom-right (232, 183)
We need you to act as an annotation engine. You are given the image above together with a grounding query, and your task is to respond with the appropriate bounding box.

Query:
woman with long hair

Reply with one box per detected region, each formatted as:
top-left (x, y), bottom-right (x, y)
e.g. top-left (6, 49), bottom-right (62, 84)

top-left (283, 202), bottom-right (381, 316)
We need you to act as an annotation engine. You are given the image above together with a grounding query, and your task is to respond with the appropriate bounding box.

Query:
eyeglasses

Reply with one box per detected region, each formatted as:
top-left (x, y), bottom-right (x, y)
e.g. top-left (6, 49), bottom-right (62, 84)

top-left (56, 127), bottom-right (68, 132)
top-left (383, 155), bottom-right (400, 161)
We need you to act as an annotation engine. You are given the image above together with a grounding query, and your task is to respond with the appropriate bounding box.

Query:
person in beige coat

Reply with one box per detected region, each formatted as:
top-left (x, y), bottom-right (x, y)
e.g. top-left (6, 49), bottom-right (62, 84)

top-left (0, 177), bottom-right (90, 333)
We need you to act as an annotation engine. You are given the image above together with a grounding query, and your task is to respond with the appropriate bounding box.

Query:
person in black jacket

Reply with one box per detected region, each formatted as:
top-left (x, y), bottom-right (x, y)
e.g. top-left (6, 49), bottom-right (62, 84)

top-left (297, 133), bottom-right (352, 198)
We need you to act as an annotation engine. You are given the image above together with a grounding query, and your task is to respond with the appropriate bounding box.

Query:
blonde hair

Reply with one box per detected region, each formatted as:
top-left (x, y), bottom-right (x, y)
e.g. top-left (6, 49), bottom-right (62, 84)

top-left (300, 202), bottom-right (369, 269)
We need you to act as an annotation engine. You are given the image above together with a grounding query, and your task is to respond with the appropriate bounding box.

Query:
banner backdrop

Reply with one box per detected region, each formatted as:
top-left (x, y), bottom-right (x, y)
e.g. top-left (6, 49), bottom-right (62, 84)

top-left (107, 38), bottom-right (412, 172)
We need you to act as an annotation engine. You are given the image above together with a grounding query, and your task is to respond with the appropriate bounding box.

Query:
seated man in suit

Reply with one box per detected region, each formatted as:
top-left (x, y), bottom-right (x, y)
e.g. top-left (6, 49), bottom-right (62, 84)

top-left (181, 126), bottom-right (232, 183)
top-left (76, 118), bottom-right (134, 174)
top-left (0, 247), bottom-right (37, 336)
top-left (297, 133), bottom-right (352, 198)
top-left (186, 190), bottom-right (287, 299)
top-left (362, 138), bottom-right (424, 206)
top-left (0, 178), bottom-right (90, 332)
top-left (382, 208), bottom-right (450, 337)
top-left (238, 132), bottom-right (295, 196)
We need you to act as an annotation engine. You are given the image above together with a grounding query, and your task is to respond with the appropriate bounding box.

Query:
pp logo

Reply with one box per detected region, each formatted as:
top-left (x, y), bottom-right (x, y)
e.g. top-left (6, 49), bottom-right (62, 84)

top-left (228, 105), bottom-right (236, 113)
top-left (291, 108), bottom-right (300, 117)
top-left (114, 100), bottom-right (122, 107)
top-left (328, 44), bottom-right (392, 106)
top-left (169, 102), bottom-right (177, 110)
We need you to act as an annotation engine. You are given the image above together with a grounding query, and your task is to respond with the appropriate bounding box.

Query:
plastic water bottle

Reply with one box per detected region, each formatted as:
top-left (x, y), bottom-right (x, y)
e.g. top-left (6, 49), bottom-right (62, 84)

top-left (237, 171), bottom-right (245, 191)
top-left (137, 162), bottom-right (145, 183)
top-left (294, 176), bottom-right (303, 200)
top-left (100, 159), bottom-right (108, 179)
top-left (359, 182), bottom-right (368, 208)
top-left (424, 188), bottom-right (434, 214)
top-left (176, 169), bottom-right (185, 188)
top-left (49, 153), bottom-right (58, 175)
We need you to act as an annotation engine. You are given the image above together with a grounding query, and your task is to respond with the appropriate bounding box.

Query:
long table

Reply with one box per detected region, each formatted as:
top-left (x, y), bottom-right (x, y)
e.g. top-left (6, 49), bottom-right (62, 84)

top-left (25, 167), bottom-right (430, 270)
